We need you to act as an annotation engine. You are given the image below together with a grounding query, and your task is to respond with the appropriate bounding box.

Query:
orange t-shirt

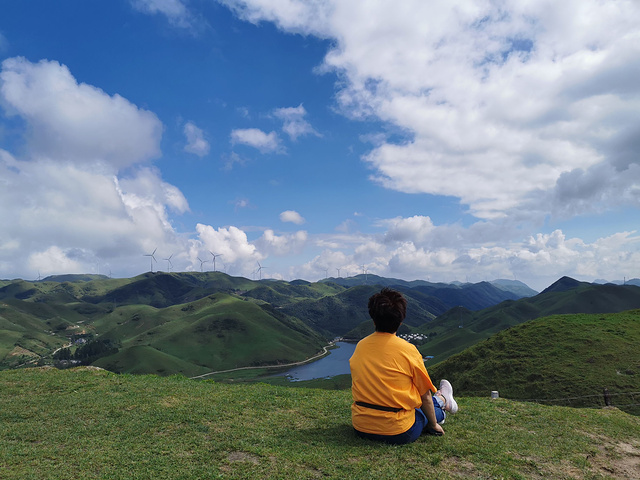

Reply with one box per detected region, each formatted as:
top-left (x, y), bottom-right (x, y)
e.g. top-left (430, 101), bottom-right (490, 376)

top-left (349, 332), bottom-right (436, 435)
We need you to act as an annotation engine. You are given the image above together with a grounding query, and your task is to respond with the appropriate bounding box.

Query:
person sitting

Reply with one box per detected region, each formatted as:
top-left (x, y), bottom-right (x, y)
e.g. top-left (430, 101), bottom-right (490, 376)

top-left (349, 287), bottom-right (458, 444)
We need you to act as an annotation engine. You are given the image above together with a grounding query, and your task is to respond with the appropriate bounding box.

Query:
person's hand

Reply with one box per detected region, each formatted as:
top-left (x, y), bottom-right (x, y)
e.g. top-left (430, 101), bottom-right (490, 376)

top-left (425, 423), bottom-right (445, 436)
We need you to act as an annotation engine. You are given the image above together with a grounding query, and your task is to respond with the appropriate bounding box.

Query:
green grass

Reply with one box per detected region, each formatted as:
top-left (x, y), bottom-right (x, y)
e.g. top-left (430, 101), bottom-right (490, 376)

top-left (417, 283), bottom-right (640, 364)
top-left (1, 368), bottom-right (639, 479)
top-left (98, 293), bottom-right (325, 374)
top-left (429, 311), bottom-right (640, 415)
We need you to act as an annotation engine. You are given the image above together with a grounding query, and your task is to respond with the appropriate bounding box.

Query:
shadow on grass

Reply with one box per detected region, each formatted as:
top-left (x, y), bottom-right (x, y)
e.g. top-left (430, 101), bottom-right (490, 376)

top-left (292, 423), bottom-right (365, 447)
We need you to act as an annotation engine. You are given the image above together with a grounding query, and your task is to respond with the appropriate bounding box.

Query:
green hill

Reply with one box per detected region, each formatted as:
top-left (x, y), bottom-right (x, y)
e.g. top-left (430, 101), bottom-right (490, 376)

top-left (1, 367), bottom-right (639, 479)
top-left (93, 293), bottom-right (326, 375)
top-left (5, 272), bottom-right (639, 381)
top-left (428, 310), bottom-right (640, 415)
top-left (0, 273), bottom-right (328, 374)
top-left (281, 284), bottom-right (447, 338)
top-left (418, 277), bottom-right (640, 363)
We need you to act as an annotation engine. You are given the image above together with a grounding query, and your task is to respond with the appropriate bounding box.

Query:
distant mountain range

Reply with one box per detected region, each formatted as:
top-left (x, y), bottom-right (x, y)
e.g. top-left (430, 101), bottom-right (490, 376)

top-left (593, 278), bottom-right (640, 287)
top-left (1, 272), bottom-right (639, 378)
top-left (321, 274), bottom-right (538, 298)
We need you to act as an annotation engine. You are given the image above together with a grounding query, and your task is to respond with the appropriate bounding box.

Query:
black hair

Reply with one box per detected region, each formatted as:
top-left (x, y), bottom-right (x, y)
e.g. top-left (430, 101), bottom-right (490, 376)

top-left (367, 288), bottom-right (407, 333)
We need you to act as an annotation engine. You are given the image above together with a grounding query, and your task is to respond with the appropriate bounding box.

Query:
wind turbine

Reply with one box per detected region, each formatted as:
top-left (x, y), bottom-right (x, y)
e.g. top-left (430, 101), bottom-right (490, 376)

top-left (361, 264), bottom-right (369, 284)
top-left (209, 252), bottom-right (222, 272)
top-left (164, 254), bottom-right (173, 272)
top-left (197, 257), bottom-right (207, 272)
top-left (144, 248), bottom-right (157, 273)
top-left (336, 267), bottom-right (341, 278)
top-left (256, 261), bottom-right (267, 280)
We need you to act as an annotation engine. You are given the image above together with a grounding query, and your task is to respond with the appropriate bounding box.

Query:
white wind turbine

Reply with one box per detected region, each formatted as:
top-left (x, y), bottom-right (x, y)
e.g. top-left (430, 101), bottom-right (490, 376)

top-left (256, 261), bottom-right (267, 280)
top-left (361, 264), bottom-right (369, 284)
top-left (197, 257), bottom-right (207, 272)
top-left (144, 248), bottom-right (157, 273)
top-left (209, 252), bottom-right (223, 272)
top-left (164, 254), bottom-right (173, 272)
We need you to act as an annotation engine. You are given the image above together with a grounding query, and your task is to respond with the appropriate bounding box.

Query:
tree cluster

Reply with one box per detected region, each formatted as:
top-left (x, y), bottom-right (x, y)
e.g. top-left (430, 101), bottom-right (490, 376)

top-left (53, 339), bottom-right (119, 365)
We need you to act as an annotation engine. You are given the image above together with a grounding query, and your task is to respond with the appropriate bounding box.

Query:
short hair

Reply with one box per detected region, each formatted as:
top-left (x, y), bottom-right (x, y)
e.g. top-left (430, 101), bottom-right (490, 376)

top-left (368, 288), bottom-right (407, 333)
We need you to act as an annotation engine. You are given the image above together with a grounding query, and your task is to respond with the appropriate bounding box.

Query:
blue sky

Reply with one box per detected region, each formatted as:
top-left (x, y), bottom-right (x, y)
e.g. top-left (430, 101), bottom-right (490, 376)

top-left (1, 0), bottom-right (639, 291)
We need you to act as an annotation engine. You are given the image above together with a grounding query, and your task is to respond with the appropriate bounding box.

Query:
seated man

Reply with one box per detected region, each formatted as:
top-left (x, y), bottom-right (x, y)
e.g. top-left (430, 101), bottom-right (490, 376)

top-left (349, 287), bottom-right (458, 444)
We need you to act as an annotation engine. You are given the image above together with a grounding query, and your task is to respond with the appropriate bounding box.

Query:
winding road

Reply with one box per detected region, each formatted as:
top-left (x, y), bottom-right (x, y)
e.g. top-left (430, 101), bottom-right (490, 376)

top-left (190, 342), bottom-right (335, 380)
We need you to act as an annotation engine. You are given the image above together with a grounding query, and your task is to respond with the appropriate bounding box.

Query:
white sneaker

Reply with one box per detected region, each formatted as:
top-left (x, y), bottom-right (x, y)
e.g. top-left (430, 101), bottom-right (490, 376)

top-left (438, 379), bottom-right (458, 414)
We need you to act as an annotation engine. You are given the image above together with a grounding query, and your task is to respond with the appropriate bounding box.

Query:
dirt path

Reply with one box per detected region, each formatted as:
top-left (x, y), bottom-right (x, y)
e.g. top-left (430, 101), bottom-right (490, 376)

top-left (190, 343), bottom-right (334, 380)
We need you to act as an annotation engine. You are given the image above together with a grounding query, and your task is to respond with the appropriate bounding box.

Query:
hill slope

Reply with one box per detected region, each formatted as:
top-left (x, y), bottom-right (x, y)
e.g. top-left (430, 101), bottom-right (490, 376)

top-left (93, 293), bottom-right (326, 375)
top-left (418, 278), bottom-right (640, 363)
top-left (1, 368), bottom-right (639, 479)
top-left (0, 273), bottom-right (328, 374)
top-left (428, 310), bottom-right (640, 415)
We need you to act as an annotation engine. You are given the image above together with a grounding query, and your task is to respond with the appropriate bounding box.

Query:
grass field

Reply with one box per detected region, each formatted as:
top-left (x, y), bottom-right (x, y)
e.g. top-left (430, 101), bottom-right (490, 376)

top-left (1, 367), bottom-right (639, 479)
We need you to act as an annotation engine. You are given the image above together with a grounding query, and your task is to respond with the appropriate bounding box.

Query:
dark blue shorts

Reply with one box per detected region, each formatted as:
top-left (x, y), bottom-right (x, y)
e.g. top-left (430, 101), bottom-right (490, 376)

top-left (354, 396), bottom-right (445, 445)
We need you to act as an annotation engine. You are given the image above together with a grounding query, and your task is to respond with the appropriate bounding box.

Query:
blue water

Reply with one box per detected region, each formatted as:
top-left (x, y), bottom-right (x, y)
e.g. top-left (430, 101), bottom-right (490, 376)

top-left (278, 341), bottom-right (357, 381)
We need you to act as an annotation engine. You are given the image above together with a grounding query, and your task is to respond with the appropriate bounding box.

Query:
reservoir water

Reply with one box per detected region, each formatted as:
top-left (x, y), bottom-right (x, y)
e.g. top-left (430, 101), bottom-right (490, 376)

top-left (278, 341), bottom-right (357, 381)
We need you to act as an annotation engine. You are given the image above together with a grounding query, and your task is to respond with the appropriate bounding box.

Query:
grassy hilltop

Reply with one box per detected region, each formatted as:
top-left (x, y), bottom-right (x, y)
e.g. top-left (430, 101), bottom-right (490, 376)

top-left (1, 367), bottom-right (639, 479)
top-left (3, 274), bottom-right (640, 478)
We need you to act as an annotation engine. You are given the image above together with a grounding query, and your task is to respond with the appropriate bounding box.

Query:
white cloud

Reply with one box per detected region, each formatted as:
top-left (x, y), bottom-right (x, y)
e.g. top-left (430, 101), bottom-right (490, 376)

top-left (183, 121), bottom-right (210, 157)
top-left (0, 152), bottom-right (190, 274)
top-left (279, 210), bottom-right (305, 225)
top-left (273, 104), bottom-right (320, 140)
top-left (230, 128), bottom-right (283, 153)
top-left (28, 246), bottom-right (85, 276)
top-left (195, 224), bottom-right (258, 266)
top-left (130, 0), bottom-right (198, 30)
top-left (381, 215), bottom-right (435, 243)
top-left (233, 197), bottom-right (251, 210)
top-left (0, 57), bottom-right (162, 171)
top-left (0, 58), bottom-right (193, 279)
top-left (221, 0), bottom-right (640, 222)
top-left (255, 229), bottom-right (308, 256)
top-left (221, 151), bottom-right (247, 171)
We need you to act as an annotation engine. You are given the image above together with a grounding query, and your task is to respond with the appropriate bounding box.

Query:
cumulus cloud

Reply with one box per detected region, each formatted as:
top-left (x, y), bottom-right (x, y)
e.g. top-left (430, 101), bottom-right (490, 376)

top-left (273, 104), bottom-right (320, 141)
top-left (279, 210), bottom-right (305, 225)
top-left (551, 163), bottom-right (640, 219)
top-left (0, 152), bottom-right (189, 275)
top-left (28, 246), bottom-right (88, 276)
top-left (195, 224), bottom-right (258, 265)
top-left (284, 217), bottom-right (640, 290)
top-left (183, 121), bottom-right (210, 157)
top-left (221, 0), bottom-right (640, 221)
top-left (255, 229), bottom-right (308, 257)
top-left (0, 58), bottom-right (193, 279)
top-left (0, 57), bottom-right (162, 170)
top-left (230, 128), bottom-right (283, 153)
top-left (382, 215), bottom-right (435, 243)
